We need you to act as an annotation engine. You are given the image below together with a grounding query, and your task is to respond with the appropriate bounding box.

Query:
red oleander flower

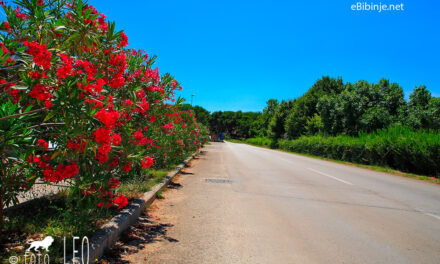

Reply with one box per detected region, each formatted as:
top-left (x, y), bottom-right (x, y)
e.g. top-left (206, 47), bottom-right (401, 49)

top-left (109, 72), bottom-right (125, 88)
top-left (3, 21), bottom-right (10, 29)
top-left (31, 155), bottom-right (41, 163)
top-left (44, 100), bottom-right (53, 108)
top-left (95, 108), bottom-right (120, 129)
top-left (98, 14), bottom-right (108, 31)
top-left (98, 143), bottom-right (111, 155)
top-left (96, 152), bottom-right (109, 164)
top-left (123, 99), bottom-right (133, 106)
top-left (133, 131), bottom-right (143, 141)
top-left (112, 133), bottom-right (122, 146)
top-left (113, 194), bottom-right (128, 209)
top-left (94, 78), bottom-right (105, 93)
top-left (138, 98), bottom-right (149, 114)
top-left (37, 139), bottom-right (49, 150)
top-left (108, 178), bottom-right (120, 189)
top-left (120, 32), bottom-right (128, 47)
top-left (23, 40), bottom-right (52, 69)
top-left (67, 139), bottom-right (80, 151)
top-left (43, 162), bottom-right (78, 182)
top-left (123, 162), bottom-right (131, 173)
top-left (97, 202), bottom-right (112, 208)
top-left (15, 7), bottom-right (29, 20)
top-left (93, 127), bottom-right (112, 145)
top-left (29, 83), bottom-right (52, 101)
top-left (29, 71), bottom-right (48, 79)
top-left (109, 157), bottom-right (119, 167)
top-left (56, 54), bottom-right (73, 79)
top-left (141, 156), bottom-right (154, 169)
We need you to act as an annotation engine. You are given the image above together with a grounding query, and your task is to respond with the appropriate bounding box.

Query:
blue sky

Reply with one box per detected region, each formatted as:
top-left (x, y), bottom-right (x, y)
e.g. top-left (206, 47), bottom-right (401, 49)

top-left (21, 1), bottom-right (440, 112)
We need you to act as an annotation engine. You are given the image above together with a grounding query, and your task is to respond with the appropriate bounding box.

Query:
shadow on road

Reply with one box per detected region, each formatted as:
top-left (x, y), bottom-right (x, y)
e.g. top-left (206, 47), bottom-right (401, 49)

top-left (167, 181), bottom-right (183, 189)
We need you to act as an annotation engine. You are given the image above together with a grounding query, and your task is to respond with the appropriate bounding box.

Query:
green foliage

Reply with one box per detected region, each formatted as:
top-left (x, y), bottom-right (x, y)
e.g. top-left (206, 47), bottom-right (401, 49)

top-left (209, 110), bottom-right (261, 138)
top-left (305, 114), bottom-right (323, 135)
top-left (278, 126), bottom-right (440, 176)
top-left (244, 137), bottom-right (272, 147)
top-left (180, 104), bottom-right (211, 126)
top-left (285, 76), bottom-right (344, 139)
top-left (317, 78), bottom-right (406, 135)
top-left (406, 86), bottom-right (440, 129)
top-left (268, 100), bottom-right (294, 144)
top-left (250, 99), bottom-right (279, 137)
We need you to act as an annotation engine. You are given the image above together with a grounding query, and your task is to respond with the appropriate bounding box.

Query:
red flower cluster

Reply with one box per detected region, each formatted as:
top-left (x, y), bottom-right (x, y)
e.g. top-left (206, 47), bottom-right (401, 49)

top-left (56, 54), bottom-right (73, 79)
top-left (67, 138), bottom-right (86, 152)
top-left (113, 194), bottom-right (128, 209)
top-left (119, 32), bottom-right (128, 47)
top-left (37, 139), bottom-right (49, 150)
top-left (141, 156), bottom-right (154, 169)
top-left (123, 162), bottom-right (132, 173)
top-left (29, 83), bottom-right (53, 108)
top-left (112, 133), bottom-right (122, 146)
top-left (23, 40), bottom-right (52, 70)
top-left (42, 162), bottom-right (79, 183)
top-left (108, 178), bottom-right (120, 189)
top-left (95, 108), bottom-right (120, 129)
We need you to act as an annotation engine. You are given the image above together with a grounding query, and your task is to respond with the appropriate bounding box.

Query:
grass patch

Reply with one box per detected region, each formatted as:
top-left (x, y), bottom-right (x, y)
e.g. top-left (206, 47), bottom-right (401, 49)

top-left (156, 191), bottom-right (164, 199)
top-left (118, 169), bottom-right (169, 200)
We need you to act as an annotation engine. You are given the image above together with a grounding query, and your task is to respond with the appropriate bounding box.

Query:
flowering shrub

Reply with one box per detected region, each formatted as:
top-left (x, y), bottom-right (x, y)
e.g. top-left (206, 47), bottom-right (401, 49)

top-left (0, 0), bottom-right (208, 229)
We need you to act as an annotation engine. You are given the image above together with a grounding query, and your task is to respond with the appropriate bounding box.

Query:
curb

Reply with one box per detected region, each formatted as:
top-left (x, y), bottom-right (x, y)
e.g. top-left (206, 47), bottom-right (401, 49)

top-left (68, 153), bottom-right (197, 263)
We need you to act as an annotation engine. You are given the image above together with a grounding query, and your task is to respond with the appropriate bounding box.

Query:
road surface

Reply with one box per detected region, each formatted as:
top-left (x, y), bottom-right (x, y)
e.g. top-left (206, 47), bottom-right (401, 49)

top-left (123, 142), bottom-right (440, 264)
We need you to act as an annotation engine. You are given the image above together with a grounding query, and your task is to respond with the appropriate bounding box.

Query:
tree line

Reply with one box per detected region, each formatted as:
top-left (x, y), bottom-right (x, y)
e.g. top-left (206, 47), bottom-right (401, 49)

top-left (188, 76), bottom-right (440, 143)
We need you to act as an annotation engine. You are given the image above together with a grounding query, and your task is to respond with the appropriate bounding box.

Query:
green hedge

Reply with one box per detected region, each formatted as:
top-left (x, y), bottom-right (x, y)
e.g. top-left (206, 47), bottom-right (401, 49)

top-left (244, 137), bottom-right (272, 147)
top-left (276, 126), bottom-right (440, 176)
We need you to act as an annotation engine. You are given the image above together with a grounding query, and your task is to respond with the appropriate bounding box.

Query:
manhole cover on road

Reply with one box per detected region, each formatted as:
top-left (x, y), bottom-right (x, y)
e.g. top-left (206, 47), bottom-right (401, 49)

top-left (205, 179), bottom-right (234, 183)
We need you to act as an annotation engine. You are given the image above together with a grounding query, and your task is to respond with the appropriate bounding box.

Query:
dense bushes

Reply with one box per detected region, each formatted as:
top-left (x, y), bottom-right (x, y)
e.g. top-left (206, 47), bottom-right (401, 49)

top-left (277, 126), bottom-right (440, 176)
top-left (244, 137), bottom-right (272, 148)
top-left (0, 0), bottom-right (207, 231)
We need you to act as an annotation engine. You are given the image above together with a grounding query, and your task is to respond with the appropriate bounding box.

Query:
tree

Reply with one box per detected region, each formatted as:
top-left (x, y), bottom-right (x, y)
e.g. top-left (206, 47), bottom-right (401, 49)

top-left (268, 100), bottom-right (294, 143)
top-left (407, 86), bottom-right (440, 129)
top-left (250, 99), bottom-right (279, 137)
top-left (285, 76), bottom-right (344, 139)
top-left (318, 79), bottom-right (405, 135)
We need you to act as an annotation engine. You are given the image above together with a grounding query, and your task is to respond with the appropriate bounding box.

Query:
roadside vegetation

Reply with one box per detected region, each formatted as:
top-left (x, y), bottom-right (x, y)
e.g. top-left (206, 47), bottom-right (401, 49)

top-left (0, 0), bottom-right (207, 261)
top-left (193, 77), bottom-right (439, 177)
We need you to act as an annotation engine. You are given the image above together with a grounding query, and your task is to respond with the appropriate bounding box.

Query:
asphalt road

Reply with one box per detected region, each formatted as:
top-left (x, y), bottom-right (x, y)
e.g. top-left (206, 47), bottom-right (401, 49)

top-left (127, 142), bottom-right (440, 264)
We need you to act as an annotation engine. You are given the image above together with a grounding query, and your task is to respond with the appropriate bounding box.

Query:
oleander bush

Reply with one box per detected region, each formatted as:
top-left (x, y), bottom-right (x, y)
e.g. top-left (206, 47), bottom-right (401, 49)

top-left (277, 126), bottom-right (440, 176)
top-left (0, 0), bottom-right (208, 232)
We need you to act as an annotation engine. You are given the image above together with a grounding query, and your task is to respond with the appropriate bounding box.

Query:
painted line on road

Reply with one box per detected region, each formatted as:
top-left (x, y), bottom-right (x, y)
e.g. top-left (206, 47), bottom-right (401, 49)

top-left (422, 212), bottom-right (440, 221)
top-left (307, 168), bottom-right (353, 185)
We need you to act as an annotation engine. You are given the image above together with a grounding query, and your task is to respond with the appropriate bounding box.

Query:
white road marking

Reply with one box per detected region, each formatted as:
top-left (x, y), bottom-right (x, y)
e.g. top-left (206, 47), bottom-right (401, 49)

top-left (423, 212), bottom-right (440, 221)
top-left (307, 168), bottom-right (353, 185)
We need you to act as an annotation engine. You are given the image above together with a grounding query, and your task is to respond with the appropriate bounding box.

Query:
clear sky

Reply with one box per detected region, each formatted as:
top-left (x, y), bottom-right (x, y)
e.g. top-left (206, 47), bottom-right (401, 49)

top-left (24, 1), bottom-right (440, 112)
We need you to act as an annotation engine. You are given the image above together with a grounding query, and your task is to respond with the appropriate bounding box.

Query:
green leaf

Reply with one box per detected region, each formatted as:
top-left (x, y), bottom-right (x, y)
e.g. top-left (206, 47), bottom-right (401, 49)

top-left (11, 85), bottom-right (28, 90)
top-left (43, 111), bottom-right (56, 122)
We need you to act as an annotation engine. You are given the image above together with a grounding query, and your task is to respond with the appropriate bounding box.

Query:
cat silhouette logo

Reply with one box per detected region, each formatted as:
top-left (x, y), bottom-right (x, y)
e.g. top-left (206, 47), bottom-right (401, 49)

top-left (26, 236), bottom-right (54, 252)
